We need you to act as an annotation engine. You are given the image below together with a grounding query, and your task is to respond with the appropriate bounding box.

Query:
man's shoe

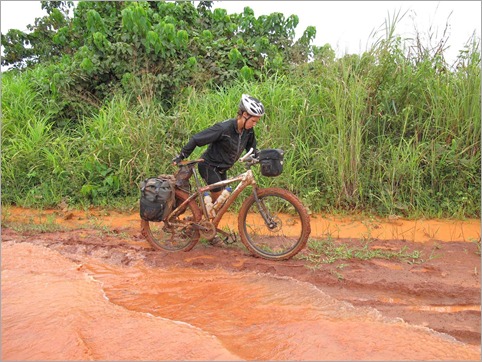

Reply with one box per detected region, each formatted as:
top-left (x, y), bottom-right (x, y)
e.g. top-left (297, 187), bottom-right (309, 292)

top-left (209, 236), bottom-right (222, 245)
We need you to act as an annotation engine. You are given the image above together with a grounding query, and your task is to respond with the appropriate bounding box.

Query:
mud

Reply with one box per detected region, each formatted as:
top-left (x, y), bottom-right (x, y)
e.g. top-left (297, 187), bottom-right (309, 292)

top-left (1, 207), bottom-right (481, 360)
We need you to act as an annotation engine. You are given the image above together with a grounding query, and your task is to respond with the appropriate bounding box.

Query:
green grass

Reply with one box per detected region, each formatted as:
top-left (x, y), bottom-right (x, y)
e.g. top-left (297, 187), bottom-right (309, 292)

top-left (298, 238), bottom-right (424, 268)
top-left (1, 19), bottom-right (480, 219)
top-left (1, 212), bottom-right (67, 234)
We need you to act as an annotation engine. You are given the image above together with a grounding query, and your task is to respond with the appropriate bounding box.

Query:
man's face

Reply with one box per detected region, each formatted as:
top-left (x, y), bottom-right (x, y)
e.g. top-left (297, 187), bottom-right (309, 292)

top-left (244, 113), bottom-right (261, 129)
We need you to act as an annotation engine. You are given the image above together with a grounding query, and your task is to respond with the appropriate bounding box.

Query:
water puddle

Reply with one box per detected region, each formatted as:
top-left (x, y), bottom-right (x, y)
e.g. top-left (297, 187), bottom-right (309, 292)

top-left (83, 260), bottom-right (480, 361)
top-left (406, 305), bottom-right (481, 313)
top-left (356, 296), bottom-right (481, 314)
top-left (1, 242), bottom-right (241, 361)
top-left (2, 234), bottom-right (480, 361)
top-left (2, 241), bottom-right (480, 360)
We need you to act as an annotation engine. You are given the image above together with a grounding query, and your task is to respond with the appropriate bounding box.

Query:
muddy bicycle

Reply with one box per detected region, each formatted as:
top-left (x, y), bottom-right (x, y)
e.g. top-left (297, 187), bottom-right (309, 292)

top-left (140, 148), bottom-right (311, 260)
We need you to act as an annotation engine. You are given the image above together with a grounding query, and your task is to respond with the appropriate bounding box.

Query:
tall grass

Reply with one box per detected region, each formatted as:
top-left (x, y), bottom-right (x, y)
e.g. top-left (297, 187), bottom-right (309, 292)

top-left (2, 21), bottom-right (480, 218)
top-left (2, 69), bottom-right (75, 206)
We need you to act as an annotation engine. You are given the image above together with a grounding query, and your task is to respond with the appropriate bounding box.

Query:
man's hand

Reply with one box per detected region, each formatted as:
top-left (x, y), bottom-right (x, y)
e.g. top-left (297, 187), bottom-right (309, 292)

top-left (172, 154), bottom-right (183, 166)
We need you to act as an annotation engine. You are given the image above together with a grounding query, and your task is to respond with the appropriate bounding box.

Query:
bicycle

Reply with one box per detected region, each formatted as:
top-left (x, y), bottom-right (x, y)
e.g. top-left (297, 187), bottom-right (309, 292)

top-left (140, 149), bottom-right (311, 260)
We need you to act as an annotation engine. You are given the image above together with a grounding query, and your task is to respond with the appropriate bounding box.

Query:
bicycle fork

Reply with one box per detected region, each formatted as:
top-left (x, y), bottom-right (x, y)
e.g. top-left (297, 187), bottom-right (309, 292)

top-left (252, 188), bottom-right (279, 230)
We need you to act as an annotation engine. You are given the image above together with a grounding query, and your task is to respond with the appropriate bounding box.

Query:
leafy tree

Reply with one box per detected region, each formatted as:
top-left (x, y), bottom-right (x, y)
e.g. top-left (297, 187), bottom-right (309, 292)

top-left (1, 1), bottom-right (317, 123)
top-left (1, 1), bottom-right (75, 68)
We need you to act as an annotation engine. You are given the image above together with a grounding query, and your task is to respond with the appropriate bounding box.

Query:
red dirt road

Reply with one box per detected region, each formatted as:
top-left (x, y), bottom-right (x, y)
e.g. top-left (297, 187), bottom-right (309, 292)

top-left (1, 207), bottom-right (480, 359)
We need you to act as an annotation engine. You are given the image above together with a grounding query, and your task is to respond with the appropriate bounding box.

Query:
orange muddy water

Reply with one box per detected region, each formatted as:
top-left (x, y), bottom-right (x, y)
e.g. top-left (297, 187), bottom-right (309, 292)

top-left (1, 207), bottom-right (481, 360)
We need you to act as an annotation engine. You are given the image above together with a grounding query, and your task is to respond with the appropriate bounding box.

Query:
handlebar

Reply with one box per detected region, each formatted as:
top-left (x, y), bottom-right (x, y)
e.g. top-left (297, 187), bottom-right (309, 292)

top-left (239, 148), bottom-right (259, 166)
top-left (177, 158), bottom-right (204, 167)
top-left (239, 148), bottom-right (254, 162)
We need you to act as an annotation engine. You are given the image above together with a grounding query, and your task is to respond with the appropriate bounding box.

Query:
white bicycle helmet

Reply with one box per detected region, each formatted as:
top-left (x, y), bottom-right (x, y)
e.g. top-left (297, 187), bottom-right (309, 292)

top-left (240, 94), bottom-right (265, 117)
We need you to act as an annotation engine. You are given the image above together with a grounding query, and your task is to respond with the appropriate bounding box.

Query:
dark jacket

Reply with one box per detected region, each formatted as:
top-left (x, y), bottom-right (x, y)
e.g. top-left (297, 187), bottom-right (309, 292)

top-left (180, 118), bottom-right (257, 170)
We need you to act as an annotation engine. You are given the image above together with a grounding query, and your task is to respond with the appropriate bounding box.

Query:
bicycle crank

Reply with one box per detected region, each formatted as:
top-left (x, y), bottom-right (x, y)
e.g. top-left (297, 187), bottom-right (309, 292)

top-left (196, 220), bottom-right (217, 240)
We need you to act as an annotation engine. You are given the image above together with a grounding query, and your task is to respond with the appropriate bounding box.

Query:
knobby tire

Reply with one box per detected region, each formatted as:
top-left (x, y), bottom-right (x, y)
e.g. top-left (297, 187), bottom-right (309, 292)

top-left (141, 189), bottom-right (202, 252)
top-left (237, 188), bottom-right (311, 260)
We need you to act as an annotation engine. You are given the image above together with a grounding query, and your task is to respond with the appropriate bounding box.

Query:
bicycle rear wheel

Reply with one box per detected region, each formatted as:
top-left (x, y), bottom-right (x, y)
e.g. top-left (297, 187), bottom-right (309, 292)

top-left (238, 188), bottom-right (311, 260)
top-left (141, 189), bottom-right (202, 252)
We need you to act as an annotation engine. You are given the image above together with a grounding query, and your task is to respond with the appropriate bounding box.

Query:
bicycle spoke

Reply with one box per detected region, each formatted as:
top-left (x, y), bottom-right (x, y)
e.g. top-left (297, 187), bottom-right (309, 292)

top-left (239, 189), bottom-right (310, 259)
top-left (142, 191), bottom-right (201, 252)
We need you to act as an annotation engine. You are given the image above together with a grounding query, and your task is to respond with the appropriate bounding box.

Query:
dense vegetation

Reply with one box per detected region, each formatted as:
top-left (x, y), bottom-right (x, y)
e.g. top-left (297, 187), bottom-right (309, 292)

top-left (2, 1), bottom-right (480, 218)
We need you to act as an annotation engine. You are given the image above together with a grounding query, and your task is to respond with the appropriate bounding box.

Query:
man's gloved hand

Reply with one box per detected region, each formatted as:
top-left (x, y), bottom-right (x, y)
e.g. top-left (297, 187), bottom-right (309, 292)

top-left (253, 148), bottom-right (260, 160)
top-left (172, 153), bottom-right (184, 165)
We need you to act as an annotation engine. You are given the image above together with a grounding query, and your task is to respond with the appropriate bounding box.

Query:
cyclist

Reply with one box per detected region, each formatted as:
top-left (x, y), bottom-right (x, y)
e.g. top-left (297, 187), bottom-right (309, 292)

top-left (172, 94), bottom-right (265, 201)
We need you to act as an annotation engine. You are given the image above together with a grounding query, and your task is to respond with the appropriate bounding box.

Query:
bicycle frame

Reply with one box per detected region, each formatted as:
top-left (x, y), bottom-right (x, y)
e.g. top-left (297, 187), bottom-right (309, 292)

top-left (142, 149), bottom-right (310, 259)
top-left (168, 165), bottom-right (257, 228)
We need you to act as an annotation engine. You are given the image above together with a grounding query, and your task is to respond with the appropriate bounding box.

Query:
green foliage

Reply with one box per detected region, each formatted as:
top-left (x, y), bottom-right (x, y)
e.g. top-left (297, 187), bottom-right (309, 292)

top-left (300, 238), bottom-right (423, 266)
top-left (1, 1), bottom-right (74, 68)
top-left (1, 70), bottom-right (79, 206)
top-left (1, 6), bottom-right (480, 219)
top-left (281, 18), bottom-right (481, 217)
top-left (2, 0), bottom-right (315, 123)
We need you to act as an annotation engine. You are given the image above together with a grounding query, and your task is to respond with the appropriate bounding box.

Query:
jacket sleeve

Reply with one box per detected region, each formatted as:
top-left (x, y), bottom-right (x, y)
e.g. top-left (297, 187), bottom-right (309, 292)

top-left (180, 122), bottom-right (224, 159)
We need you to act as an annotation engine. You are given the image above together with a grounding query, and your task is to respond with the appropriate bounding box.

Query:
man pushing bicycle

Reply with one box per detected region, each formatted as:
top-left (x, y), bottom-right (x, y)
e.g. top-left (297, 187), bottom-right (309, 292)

top-left (172, 94), bottom-right (265, 202)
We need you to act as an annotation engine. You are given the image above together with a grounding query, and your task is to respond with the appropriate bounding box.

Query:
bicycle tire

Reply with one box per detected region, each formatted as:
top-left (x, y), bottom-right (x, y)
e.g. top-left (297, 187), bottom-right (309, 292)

top-left (238, 188), bottom-right (311, 260)
top-left (141, 189), bottom-right (202, 252)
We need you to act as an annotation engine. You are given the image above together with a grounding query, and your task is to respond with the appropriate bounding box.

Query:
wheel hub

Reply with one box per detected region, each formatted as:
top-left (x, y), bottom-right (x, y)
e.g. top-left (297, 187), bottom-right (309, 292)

top-left (267, 216), bottom-right (282, 232)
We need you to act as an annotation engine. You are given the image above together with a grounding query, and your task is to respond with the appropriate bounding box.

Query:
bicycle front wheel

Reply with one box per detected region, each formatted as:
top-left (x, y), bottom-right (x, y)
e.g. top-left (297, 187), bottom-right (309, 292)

top-left (238, 188), bottom-right (311, 260)
top-left (141, 189), bottom-right (202, 252)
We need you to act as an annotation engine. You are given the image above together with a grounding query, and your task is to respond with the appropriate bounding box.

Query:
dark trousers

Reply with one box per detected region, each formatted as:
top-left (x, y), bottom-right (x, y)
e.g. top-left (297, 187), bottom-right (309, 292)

top-left (198, 162), bottom-right (227, 192)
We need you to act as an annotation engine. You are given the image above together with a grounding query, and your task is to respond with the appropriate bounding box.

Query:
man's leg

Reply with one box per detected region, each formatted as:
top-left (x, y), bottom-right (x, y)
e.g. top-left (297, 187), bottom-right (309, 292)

top-left (198, 163), bottom-right (226, 202)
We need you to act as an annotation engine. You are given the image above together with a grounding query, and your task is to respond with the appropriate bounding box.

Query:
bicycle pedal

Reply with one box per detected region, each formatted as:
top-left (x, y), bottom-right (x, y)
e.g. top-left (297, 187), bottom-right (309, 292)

top-left (222, 234), bottom-right (237, 244)
top-left (209, 236), bottom-right (222, 245)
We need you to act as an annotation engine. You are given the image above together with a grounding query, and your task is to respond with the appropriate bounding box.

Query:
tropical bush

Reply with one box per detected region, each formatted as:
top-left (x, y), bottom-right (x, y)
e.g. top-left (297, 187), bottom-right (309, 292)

top-left (2, 1), bottom-right (316, 123)
top-left (1, 2), bottom-right (480, 218)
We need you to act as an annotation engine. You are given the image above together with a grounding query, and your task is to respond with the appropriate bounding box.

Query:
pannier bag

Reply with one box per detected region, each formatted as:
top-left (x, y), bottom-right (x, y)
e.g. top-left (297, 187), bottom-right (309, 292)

top-left (139, 175), bottom-right (175, 221)
top-left (258, 149), bottom-right (284, 177)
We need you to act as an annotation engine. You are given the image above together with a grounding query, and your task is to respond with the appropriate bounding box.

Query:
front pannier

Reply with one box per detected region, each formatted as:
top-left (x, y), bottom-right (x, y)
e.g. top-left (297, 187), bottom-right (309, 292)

top-left (139, 176), bottom-right (175, 221)
top-left (258, 149), bottom-right (284, 177)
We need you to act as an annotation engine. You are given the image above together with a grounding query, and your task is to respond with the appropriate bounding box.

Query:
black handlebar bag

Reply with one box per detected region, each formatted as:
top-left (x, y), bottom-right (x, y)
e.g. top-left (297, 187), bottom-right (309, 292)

top-left (259, 149), bottom-right (284, 177)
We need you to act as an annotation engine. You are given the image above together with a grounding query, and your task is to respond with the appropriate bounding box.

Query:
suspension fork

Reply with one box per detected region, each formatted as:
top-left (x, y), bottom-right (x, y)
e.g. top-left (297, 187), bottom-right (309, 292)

top-left (252, 187), bottom-right (278, 229)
